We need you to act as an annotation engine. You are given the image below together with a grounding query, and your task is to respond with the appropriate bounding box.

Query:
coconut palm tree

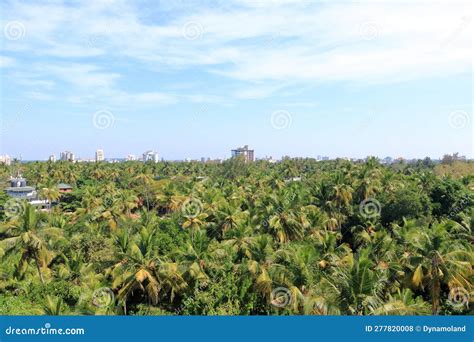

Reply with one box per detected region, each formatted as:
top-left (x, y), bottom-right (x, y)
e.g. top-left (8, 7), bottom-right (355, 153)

top-left (324, 249), bottom-right (388, 315)
top-left (1, 156), bottom-right (472, 316)
top-left (399, 220), bottom-right (473, 314)
top-left (0, 203), bottom-right (62, 283)
top-left (112, 227), bottom-right (187, 312)
top-left (42, 295), bottom-right (64, 315)
top-left (39, 185), bottom-right (61, 209)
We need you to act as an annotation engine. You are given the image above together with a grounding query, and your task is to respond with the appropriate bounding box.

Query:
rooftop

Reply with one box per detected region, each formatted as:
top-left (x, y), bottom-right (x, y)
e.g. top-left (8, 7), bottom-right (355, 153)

top-left (232, 145), bottom-right (253, 152)
top-left (58, 183), bottom-right (73, 189)
top-left (5, 186), bottom-right (36, 192)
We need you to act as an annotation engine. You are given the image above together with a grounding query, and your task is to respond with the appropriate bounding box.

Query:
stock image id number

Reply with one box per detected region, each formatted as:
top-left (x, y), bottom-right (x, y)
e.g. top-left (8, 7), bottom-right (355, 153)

top-left (365, 325), bottom-right (415, 333)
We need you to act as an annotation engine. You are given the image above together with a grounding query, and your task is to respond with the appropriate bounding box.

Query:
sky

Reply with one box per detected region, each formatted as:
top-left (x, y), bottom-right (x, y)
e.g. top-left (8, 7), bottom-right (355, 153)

top-left (0, 0), bottom-right (472, 161)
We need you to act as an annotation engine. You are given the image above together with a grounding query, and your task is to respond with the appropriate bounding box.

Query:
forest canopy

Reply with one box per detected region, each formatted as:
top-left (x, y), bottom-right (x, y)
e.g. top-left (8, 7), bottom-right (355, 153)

top-left (0, 158), bottom-right (472, 316)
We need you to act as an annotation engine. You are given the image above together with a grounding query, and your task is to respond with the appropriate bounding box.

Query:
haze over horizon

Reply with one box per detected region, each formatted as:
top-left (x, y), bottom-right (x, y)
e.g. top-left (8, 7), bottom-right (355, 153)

top-left (1, 0), bottom-right (472, 160)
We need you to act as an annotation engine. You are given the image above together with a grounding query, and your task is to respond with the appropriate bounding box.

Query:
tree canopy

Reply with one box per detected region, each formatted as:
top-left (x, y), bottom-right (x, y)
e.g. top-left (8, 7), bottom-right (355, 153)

top-left (0, 158), bottom-right (472, 316)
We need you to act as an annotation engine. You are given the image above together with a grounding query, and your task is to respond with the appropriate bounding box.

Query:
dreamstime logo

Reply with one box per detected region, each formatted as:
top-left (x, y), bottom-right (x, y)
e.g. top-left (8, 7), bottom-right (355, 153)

top-left (447, 196), bottom-right (469, 220)
top-left (4, 21), bottom-right (26, 41)
top-left (448, 287), bottom-right (470, 308)
top-left (270, 287), bottom-right (292, 308)
top-left (181, 198), bottom-right (203, 218)
top-left (93, 110), bottom-right (115, 130)
top-left (271, 110), bottom-right (292, 130)
top-left (283, 192), bottom-right (296, 206)
top-left (4, 199), bottom-right (24, 219)
top-left (182, 21), bottom-right (204, 40)
top-left (358, 22), bottom-right (380, 40)
top-left (92, 287), bottom-right (114, 308)
top-left (449, 110), bottom-right (470, 129)
top-left (440, 16), bottom-right (471, 49)
top-left (5, 322), bottom-right (85, 335)
top-left (359, 198), bottom-right (381, 219)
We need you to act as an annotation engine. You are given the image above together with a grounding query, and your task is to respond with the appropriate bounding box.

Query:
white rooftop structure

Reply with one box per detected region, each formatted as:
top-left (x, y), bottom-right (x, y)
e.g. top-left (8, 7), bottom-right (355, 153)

top-left (0, 155), bottom-right (11, 165)
top-left (5, 174), bottom-right (37, 200)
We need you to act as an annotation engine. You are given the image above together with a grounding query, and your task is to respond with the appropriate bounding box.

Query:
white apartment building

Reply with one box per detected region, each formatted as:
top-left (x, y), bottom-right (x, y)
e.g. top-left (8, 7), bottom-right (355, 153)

top-left (60, 151), bottom-right (75, 162)
top-left (96, 149), bottom-right (105, 162)
top-left (143, 150), bottom-right (159, 163)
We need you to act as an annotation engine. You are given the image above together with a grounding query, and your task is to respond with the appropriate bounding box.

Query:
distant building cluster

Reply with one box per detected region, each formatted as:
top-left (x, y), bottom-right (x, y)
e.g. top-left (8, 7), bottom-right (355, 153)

top-left (4, 147), bottom-right (469, 165)
top-left (46, 149), bottom-right (160, 163)
top-left (60, 151), bottom-right (75, 162)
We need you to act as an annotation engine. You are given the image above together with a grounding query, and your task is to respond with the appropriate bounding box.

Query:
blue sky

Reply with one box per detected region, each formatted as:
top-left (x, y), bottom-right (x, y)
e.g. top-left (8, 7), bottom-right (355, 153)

top-left (0, 0), bottom-right (472, 160)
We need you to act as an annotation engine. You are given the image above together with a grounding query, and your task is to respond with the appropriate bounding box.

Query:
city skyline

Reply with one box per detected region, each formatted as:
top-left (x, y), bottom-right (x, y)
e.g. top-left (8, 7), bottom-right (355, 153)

top-left (1, 1), bottom-right (472, 160)
top-left (0, 146), bottom-right (470, 163)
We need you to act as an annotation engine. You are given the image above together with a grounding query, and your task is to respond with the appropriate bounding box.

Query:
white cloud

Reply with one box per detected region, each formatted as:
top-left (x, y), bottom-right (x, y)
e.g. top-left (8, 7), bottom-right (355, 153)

top-left (7, 71), bottom-right (55, 88)
top-left (113, 91), bottom-right (177, 105)
top-left (24, 91), bottom-right (53, 101)
top-left (184, 94), bottom-right (226, 104)
top-left (234, 83), bottom-right (289, 99)
top-left (38, 63), bottom-right (121, 89)
top-left (0, 56), bottom-right (15, 68)
top-left (64, 90), bottom-right (176, 107)
top-left (0, 0), bottom-right (471, 100)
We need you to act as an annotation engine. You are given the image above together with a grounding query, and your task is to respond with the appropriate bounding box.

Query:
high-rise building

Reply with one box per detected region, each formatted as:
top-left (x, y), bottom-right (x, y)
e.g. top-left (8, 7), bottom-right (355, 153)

top-left (231, 145), bottom-right (254, 162)
top-left (49, 154), bottom-right (56, 162)
top-left (142, 150), bottom-right (159, 163)
top-left (126, 154), bottom-right (136, 161)
top-left (60, 151), bottom-right (75, 162)
top-left (96, 149), bottom-right (105, 162)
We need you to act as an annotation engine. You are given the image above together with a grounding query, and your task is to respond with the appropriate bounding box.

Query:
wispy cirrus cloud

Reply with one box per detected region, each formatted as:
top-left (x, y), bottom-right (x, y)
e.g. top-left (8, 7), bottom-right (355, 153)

top-left (0, 0), bottom-right (471, 102)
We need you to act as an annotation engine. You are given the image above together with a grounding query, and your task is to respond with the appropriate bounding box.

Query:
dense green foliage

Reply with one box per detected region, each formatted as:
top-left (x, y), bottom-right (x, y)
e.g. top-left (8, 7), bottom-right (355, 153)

top-left (0, 158), bottom-right (472, 315)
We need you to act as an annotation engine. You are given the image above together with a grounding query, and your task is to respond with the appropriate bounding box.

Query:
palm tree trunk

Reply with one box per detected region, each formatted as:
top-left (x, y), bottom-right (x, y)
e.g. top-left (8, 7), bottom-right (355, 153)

top-left (34, 251), bottom-right (45, 284)
top-left (431, 256), bottom-right (440, 315)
